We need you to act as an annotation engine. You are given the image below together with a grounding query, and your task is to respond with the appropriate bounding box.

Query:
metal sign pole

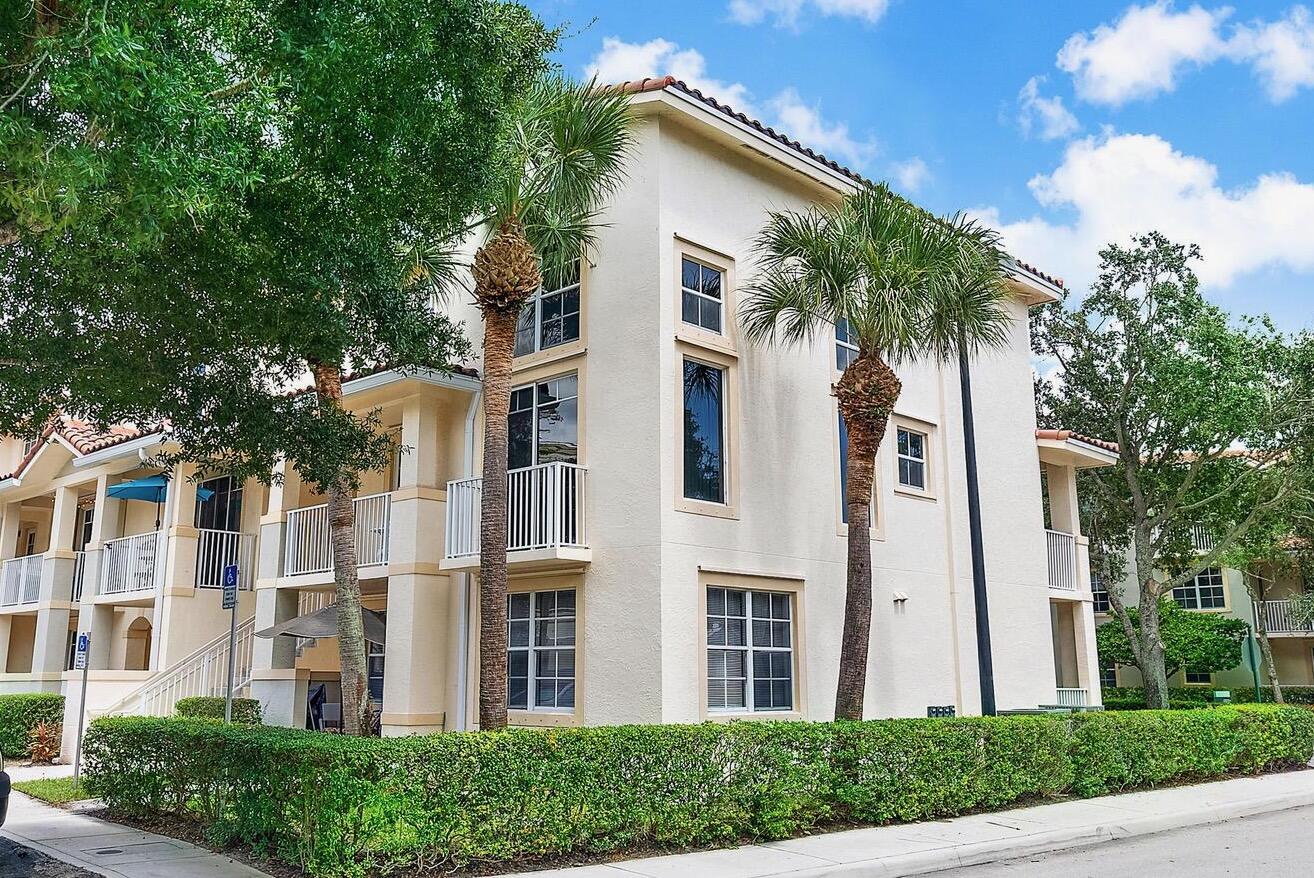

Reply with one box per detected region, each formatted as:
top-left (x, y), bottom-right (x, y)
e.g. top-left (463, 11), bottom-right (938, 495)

top-left (72, 634), bottom-right (90, 787)
top-left (223, 564), bottom-right (239, 723)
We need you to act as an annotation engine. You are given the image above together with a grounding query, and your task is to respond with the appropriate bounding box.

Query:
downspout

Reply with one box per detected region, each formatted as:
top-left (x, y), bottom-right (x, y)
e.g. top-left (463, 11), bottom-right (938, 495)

top-left (454, 387), bottom-right (482, 731)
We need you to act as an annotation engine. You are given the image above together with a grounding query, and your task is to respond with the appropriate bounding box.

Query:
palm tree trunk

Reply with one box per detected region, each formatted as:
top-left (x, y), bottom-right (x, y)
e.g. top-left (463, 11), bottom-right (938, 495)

top-left (477, 309), bottom-right (519, 730)
top-left (834, 352), bottom-right (902, 721)
top-left (311, 361), bottom-right (370, 736)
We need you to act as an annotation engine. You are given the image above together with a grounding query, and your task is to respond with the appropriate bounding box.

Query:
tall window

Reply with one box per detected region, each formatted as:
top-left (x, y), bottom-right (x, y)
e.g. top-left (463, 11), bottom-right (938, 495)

top-left (706, 587), bottom-right (794, 712)
top-left (1100, 663), bottom-right (1117, 689)
top-left (367, 633), bottom-right (385, 704)
top-left (681, 257), bottom-right (723, 334)
top-left (683, 359), bottom-right (726, 503)
top-left (835, 318), bottom-right (859, 371)
top-left (508, 374), bottom-right (578, 469)
top-left (1091, 576), bottom-right (1111, 613)
top-left (515, 260), bottom-right (581, 357)
top-left (1172, 567), bottom-right (1225, 610)
top-left (896, 427), bottom-right (927, 490)
top-left (507, 589), bottom-right (576, 711)
top-left (75, 504), bottom-right (94, 552)
top-left (195, 475), bottom-right (243, 531)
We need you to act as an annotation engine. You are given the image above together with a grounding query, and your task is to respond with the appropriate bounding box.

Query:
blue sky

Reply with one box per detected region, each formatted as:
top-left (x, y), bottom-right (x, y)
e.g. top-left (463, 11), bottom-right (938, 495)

top-left (526, 0), bottom-right (1314, 331)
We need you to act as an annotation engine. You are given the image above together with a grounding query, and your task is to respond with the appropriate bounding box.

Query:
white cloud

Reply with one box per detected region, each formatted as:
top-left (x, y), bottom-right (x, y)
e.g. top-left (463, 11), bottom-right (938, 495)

top-left (1229, 6), bottom-right (1314, 101)
top-left (728, 0), bottom-right (890, 28)
top-left (1057, 2), bottom-right (1229, 106)
top-left (768, 88), bottom-right (879, 167)
top-left (976, 131), bottom-right (1314, 292)
top-left (586, 37), bottom-right (755, 114)
top-left (1057, 3), bottom-right (1314, 105)
top-left (889, 157), bottom-right (931, 192)
top-left (1016, 76), bottom-right (1082, 140)
top-left (586, 38), bottom-right (883, 171)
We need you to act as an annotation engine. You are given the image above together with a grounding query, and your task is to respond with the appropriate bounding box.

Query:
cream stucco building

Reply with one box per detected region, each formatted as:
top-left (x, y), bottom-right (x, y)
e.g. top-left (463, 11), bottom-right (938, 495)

top-left (0, 77), bottom-right (1115, 749)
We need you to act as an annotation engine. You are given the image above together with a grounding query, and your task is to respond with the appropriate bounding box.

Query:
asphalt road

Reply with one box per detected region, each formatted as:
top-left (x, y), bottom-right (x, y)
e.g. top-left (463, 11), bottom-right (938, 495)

top-left (934, 804), bottom-right (1314, 876)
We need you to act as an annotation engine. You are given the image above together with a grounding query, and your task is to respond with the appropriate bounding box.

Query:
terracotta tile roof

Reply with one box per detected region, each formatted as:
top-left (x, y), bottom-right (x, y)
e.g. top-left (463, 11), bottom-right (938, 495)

top-left (611, 76), bottom-right (1067, 293)
top-left (1035, 429), bottom-right (1119, 454)
top-left (1, 417), bottom-right (158, 481)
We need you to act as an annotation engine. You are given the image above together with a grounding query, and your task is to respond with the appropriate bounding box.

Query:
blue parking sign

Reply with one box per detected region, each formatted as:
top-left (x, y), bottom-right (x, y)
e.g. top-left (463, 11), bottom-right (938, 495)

top-left (222, 564), bottom-right (239, 609)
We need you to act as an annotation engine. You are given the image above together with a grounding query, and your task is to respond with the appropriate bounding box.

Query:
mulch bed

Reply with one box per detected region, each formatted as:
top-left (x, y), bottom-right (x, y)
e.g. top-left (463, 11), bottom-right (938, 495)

top-left (0, 838), bottom-right (99, 878)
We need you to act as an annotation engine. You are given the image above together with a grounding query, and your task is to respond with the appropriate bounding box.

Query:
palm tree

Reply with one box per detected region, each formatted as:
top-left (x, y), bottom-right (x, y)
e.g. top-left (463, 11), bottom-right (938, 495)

top-left (424, 77), bottom-right (633, 730)
top-left (742, 183), bottom-right (1012, 720)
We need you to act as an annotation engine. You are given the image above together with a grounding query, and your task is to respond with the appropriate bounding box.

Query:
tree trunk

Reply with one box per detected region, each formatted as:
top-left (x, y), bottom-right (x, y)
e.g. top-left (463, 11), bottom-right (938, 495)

top-left (477, 309), bottom-right (519, 731)
top-left (833, 353), bottom-right (902, 721)
top-left (311, 362), bottom-right (371, 736)
top-left (1138, 591), bottom-right (1171, 709)
top-left (1251, 578), bottom-right (1284, 704)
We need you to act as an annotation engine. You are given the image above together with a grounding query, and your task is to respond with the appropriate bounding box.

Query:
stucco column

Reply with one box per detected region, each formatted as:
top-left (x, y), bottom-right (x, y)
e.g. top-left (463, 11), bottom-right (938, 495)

top-left (249, 586), bottom-right (306, 727)
top-left (33, 485), bottom-right (80, 677)
top-left (1045, 463), bottom-right (1081, 536)
top-left (0, 500), bottom-right (20, 561)
top-left (1073, 601), bottom-right (1102, 706)
top-left (153, 464), bottom-right (200, 669)
top-left (0, 614), bottom-right (12, 673)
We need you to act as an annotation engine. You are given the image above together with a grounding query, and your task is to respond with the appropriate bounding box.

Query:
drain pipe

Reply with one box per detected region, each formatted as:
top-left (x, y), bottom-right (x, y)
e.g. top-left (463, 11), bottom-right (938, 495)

top-left (453, 387), bottom-right (481, 731)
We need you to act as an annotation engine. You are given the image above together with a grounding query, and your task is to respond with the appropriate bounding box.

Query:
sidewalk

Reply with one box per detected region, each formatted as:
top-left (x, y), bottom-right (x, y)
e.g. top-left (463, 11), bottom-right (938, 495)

top-left (1, 773), bottom-right (269, 878)
top-left (511, 769), bottom-right (1314, 877)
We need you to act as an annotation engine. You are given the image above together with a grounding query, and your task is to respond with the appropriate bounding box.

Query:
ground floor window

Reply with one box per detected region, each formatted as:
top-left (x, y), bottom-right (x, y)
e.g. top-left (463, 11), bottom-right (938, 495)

top-left (706, 586), bottom-right (794, 712)
top-left (507, 588), bottom-right (576, 711)
top-left (1091, 576), bottom-right (1111, 613)
top-left (1099, 662), bottom-right (1117, 689)
top-left (1183, 669), bottom-right (1213, 685)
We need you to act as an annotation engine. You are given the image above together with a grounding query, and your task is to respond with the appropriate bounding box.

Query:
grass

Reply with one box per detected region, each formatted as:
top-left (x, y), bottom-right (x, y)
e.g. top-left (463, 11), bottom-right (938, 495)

top-left (12, 776), bottom-right (92, 806)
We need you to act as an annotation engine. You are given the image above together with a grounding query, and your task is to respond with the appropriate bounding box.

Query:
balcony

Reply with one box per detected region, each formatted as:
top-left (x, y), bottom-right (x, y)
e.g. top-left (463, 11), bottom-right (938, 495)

top-left (195, 529), bottom-right (257, 589)
top-left (443, 462), bottom-right (590, 571)
top-left (1045, 529), bottom-right (1078, 591)
top-left (1055, 687), bottom-right (1089, 708)
top-left (1255, 599), bottom-right (1314, 637)
top-left (0, 555), bottom-right (42, 607)
top-left (284, 492), bottom-right (392, 577)
top-left (100, 532), bottom-right (161, 597)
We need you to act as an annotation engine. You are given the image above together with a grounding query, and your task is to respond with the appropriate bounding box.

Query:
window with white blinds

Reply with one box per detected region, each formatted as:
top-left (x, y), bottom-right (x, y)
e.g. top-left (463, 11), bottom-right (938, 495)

top-left (507, 589), bottom-right (576, 711)
top-left (706, 587), bottom-right (794, 712)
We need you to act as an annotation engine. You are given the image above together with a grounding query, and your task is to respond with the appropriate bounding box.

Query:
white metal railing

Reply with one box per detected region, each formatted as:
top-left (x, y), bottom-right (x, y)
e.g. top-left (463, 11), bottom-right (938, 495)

top-left (195, 529), bottom-right (256, 589)
top-left (1, 555), bottom-right (43, 606)
top-left (445, 462), bottom-right (588, 559)
top-left (1256, 599), bottom-right (1314, 636)
top-left (283, 493), bottom-right (391, 576)
top-left (71, 551), bottom-right (86, 603)
top-left (100, 532), bottom-right (161, 596)
top-left (298, 590), bottom-right (334, 615)
top-left (1191, 524), bottom-right (1216, 554)
top-left (1056, 687), bottom-right (1089, 707)
top-left (1045, 529), bottom-right (1078, 590)
top-left (99, 617), bottom-right (256, 718)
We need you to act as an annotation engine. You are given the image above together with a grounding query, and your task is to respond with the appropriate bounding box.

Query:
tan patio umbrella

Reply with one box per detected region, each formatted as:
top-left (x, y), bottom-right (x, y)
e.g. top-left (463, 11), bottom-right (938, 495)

top-left (255, 605), bottom-right (387, 644)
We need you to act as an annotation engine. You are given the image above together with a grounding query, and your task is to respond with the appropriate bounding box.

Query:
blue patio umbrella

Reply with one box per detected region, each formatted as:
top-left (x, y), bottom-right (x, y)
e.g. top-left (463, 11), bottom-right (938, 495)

top-left (108, 475), bottom-right (213, 528)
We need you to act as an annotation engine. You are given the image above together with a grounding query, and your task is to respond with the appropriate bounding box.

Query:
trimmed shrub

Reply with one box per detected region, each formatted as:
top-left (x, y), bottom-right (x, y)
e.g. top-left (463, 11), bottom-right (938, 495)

top-left (0, 693), bottom-right (63, 759)
top-left (82, 705), bottom-right (1314, 878)
top-left (1101, 686), bottom-right (1314, 709)
top-left (175, 696), bottom-right (263, 725)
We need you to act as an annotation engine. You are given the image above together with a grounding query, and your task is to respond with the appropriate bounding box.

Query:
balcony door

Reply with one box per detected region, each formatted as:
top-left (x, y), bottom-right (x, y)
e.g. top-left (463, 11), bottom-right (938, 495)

top-left (506, 375), bottom-right (579, 549)
top-left (195, 476), bottom-right (244, 589)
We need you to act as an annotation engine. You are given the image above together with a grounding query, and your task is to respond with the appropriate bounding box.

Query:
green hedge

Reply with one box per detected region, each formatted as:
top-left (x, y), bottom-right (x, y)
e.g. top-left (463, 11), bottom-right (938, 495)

top-left (0, 693), bottom-right (64, 759)
top-left (174, 697), bottom-right (263, 725)
top-left (82, 706), bottom-right (1314, 877)
top-left (1102, 686), bottom-right (1314, 710)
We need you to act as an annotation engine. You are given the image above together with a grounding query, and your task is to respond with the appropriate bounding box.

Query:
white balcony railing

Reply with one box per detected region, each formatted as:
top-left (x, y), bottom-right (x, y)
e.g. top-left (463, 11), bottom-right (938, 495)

top-left (1191, 524), bottom-right (1216, 554)
top-left (1056, 687), bottom-right (1089, 707)
top-left (284, 493), bottom-right (392, 577)
top-left (445, 462), bottom-right (588, 559)
top-left (100, 532), bottom-right (161, 596)
top-left (71, 551), bottom-right (86, 603)
top-left (195, 529), bottom-right (257, 589)
top-left (1256, 599), bottom-right (1314, 636)
top-left (1, 555), bottom-right (43, 606)
top-left (1045, 529), bottom-right (1078, 591)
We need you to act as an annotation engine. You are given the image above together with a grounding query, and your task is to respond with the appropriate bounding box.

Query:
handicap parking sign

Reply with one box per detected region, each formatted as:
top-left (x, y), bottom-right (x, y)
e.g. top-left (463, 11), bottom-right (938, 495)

top-left (222, 564), bottom-right (239, 610)
top-left (74, 633), bottom-right (90, 670)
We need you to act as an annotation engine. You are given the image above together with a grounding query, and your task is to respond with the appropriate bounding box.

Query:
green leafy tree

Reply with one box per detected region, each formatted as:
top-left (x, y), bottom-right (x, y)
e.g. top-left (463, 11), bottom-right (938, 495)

top-left (1034, 232), bottom-right (1313, 708)
top-left (741, 184), bottom-right (1013, 720)
top-left (0, 1), bottom-right (556, 735)
top-left (1096, 599), bottom-right (1249, 682)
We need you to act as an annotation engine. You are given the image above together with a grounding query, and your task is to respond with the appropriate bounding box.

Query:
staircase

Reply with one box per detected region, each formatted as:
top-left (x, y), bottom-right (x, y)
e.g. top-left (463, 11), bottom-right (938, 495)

top-left (98, 617), bottom-right (257, 718)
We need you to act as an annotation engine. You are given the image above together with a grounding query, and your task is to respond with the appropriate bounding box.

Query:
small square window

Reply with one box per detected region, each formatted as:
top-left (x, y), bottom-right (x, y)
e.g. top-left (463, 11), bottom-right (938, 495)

top-left (681, 257), bottom-right (724, 335)
top-left (1184, 669), bottom-right (1212, 685)
top-left (897, 427), bottom-right (928, 491)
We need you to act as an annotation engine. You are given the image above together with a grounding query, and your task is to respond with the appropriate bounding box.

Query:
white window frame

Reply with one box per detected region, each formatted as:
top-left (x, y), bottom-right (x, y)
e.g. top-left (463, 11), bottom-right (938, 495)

top-left (507, 588), bottom-right (577, 713)
top-left (835, 318), bottom-right (859, 371)
top-left (1100, 663), bottom-right (1118, 689)
top-left (896, 426), bottom-right (929, 492)
top-left (1172, 567), bottom-right (1226, 610)
top-left (680, 257), bottom-right (725, 335)
top-left (509, 372), bottom-right (579, 467)
top-left (1091, 576), bottom-right (1111, 613)
top-left (515, 261), bottom-right (582, 357)
top-left (706, 586), bottom-right (795, 714)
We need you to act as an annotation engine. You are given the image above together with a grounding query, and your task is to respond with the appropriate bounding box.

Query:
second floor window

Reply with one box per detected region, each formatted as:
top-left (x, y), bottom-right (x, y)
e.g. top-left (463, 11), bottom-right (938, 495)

top-left (515, 260), bottom-right (581, 357)
top-left (681, 257), bottom-right (723, 334)
top-left (196, 475), bottom-right (243, 532)
top-left (75, 505), bottom-right (94, 552)
top-left (835, 318), bottom-right (859, 371)
top-left (1091, 576), bottom-right (1111, 613)
top-left (508, 373), bottom-right (578, 469)
top-left (1172, 567), bottom-right (1225, 610)
top-left (683, 359), bottom-right (726, 504)
top-left (896, 427), bottom-right (927, 490)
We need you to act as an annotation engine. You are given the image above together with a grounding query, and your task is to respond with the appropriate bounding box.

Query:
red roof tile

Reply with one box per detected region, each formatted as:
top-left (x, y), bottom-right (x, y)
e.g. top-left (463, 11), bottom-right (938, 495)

top-left (1, 417), bottom-right (158, 481)
top-left (1035, 429), bottom-right (1119, 454)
